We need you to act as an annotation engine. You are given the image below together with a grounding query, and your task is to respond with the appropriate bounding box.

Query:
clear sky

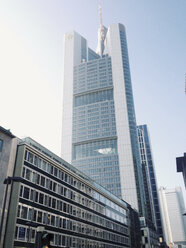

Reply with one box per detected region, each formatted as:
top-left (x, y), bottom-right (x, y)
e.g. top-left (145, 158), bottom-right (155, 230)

top-left (0, 0), bottom-right (186, 200)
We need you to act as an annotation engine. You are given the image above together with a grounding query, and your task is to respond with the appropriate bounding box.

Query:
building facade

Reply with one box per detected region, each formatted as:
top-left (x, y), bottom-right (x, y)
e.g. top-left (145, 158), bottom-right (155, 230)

top-left (1, 129), bottom-right (132, 248)
top-left (0, 127), bottom-right (18, 248)
top-left (137, 125), bottom-right (164, 243)
top-left (61, 22), bottom-right (145, 216)
top-left (158, 187), bottom-right (186, 247)
top-left (176, 153), bottom-right (186, 188)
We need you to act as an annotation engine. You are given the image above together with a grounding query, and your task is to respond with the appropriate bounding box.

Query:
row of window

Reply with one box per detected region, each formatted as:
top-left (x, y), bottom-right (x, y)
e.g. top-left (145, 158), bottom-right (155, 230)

top-left (74, 68), bottom-right (112, 77)
top-left (73, 77), bottom-right (112, 94)
top-left (25, 150), bottom-right (93, 194)
top-left (20, 167), bottom-right (126, 224)
top-left (17, 203), bottom-right (128, 243)
top-left (74, 89), bottom-right (113, 107)
top-left (15, 224), bottom-right (128, 248)
top-left (73, 139), bottom-right (117, 160)
top-left (74, 155), bottom-right (119, 164)
top-left (73, 130), bottom-right (116, 137)
top-left (74, 58), bottom-right (112, 72)
top-left (22, 167), bottom-right (105, 215)
top-left (24, 150), bottom-right (127, 216)
top-left (73, 105), bottom-right (115, 116)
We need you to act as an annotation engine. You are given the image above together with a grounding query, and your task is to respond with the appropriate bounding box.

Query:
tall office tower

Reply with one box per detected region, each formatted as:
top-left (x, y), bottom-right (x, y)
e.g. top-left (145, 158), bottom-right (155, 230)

top-left (159, 187), bottom-right (186, 247)
top-left (137, 125), bottom-right (164, 240)
top-left (61, 17), bottom-right (145, 215)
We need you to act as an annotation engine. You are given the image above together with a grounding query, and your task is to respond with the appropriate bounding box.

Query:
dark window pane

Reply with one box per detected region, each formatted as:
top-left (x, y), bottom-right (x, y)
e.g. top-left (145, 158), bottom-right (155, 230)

top-left (23, 187), bottom-right (30, 199)
top-left (37, 211), bottom-right (42, 223)
top-left (18, 227), bottom-right (26, 240)
top-left (21, 206), bottom-right (28, 219)
top-left (39, 193), bottom-right (44, 204)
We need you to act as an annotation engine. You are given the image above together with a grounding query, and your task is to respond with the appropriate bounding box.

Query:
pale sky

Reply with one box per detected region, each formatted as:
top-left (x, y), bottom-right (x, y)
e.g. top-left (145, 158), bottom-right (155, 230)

top-left (0, 0), bottom-right (185, 201)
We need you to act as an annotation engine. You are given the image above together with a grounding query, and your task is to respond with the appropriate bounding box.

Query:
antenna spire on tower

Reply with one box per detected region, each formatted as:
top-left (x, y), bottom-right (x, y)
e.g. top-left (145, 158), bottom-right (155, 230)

top-left (96, 5), bottom-right (105, 57)
top-left (99, 5), bottom-right (103, 28)
top-left (99, 5), bottom-right (104, 41)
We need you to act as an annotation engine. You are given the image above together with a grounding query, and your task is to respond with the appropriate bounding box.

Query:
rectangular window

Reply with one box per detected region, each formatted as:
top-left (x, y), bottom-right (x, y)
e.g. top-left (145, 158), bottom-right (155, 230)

top-left (48, 197), bottom-right (51, 207)
top-left (54, 167), bottom-right (58, 177)
top-left (47, 214), bottom-right (51, 225)
top-left (17, 205), bottom-right (21, 217)
top-left (32, 172), bottom-right (37, 183)
top-left (28, 208), bottom-right (33, 221)
top-left (35, 192), bottom-right (38, 202)
top-left (43, 213), bottom-right (47, 224)
top-left (37, 211), bottom-right (42, 223)
top-left (39, 193), bottom-right (44, 204)
top-left (49, 180), bottom-right (53, 190)
top-left (42, 160), bottom-right (47, 171)
top-left (53, 182), bottom-right (57, 192)
top-left (25, 169), bottom-right (31, 180)
top-left (36, 174), bottom-right (40, 185)
top-left (38, 158), bottom-right (41, 168)
top-left (0, 139), bottom-right (3, 152)
top-left (21, 206), bottom-right (28, 219)
top-left (15, 226), bottom-right (18, 239)
top-left (46, 178), bottom-right (49, 189)
top-left (56, 217), bottom-right (59, 227)
top-left (44, 195), bottom-right (48, 206)
top-left (33, 210), bottom-right (37, 221)
top-left (34, 156), bottom-right (38, 166)
top-left (51, 215), bottom-right (55, 226)
top-left (23, 187), bottom-right (30, 199)
top-left (24, 150), bottom-right (28, 160)
top-left (28, 152), bottom-right (33, 163)
top-left (18, 226), bottom-right (26, 240)
top-left (40, 176), bottom-right (45, 187)
top-left (52, 199), bottom-right (56, 209)
top-left (30, 189), bottom-right (34, 201)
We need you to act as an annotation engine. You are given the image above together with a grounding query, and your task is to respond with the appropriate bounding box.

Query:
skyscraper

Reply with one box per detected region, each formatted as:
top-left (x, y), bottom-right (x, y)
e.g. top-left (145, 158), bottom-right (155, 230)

top-left (158, 187), bottom-right (186, 247)
top-left (137, 125), bottom-right (164, 241)
top-left (61, 17), bottom-right (145, 215)
top-left (176, 153), bottom-right (186, 188)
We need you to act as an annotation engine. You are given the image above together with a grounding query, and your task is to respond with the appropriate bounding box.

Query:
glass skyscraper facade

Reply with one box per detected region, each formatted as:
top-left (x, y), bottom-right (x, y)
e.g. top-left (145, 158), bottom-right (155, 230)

top-left (72, 55), bottom-right (121, 198)
top-left (61, 23), bottom-right (145, 216)
top-left (137, 125), bottom-right (164, 241)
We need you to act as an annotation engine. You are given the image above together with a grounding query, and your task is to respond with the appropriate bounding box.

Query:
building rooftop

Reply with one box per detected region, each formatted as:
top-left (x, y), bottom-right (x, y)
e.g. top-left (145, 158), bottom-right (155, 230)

top-left (0, 126), bottom-right (15, 138)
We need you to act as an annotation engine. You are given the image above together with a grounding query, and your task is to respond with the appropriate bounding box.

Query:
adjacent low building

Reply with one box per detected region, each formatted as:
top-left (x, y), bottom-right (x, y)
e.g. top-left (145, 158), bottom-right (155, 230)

top-left (0, 126), bottom-right (140, 248)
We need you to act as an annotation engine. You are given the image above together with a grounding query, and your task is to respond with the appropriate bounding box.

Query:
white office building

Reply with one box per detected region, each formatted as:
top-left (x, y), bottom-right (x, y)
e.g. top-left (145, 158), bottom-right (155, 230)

top-left (158, 187), bottom-right (186, 247)
top-left (61, 19), bottom-right (146, 216)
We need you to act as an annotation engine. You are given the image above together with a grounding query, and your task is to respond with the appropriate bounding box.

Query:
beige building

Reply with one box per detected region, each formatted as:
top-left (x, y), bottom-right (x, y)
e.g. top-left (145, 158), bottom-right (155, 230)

top-left (0, 126), bottom-right (19, 247)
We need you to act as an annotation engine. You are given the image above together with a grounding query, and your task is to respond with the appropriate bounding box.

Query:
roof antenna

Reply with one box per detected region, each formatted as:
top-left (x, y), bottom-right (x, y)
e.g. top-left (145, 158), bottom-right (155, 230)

top-left (97, 5), bottom-right (105, 57)
top-left (99, 5), bottom-right (104, 41)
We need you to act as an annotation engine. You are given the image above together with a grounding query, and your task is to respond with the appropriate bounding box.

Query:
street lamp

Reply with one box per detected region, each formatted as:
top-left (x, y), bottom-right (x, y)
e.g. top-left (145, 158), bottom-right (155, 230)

top-left (0, 176), bottom-right (23, 246)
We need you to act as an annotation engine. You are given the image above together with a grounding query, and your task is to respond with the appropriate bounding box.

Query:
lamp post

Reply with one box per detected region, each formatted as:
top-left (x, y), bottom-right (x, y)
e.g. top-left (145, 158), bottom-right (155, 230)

top-left (0, 176), bottom-right (23, 246)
